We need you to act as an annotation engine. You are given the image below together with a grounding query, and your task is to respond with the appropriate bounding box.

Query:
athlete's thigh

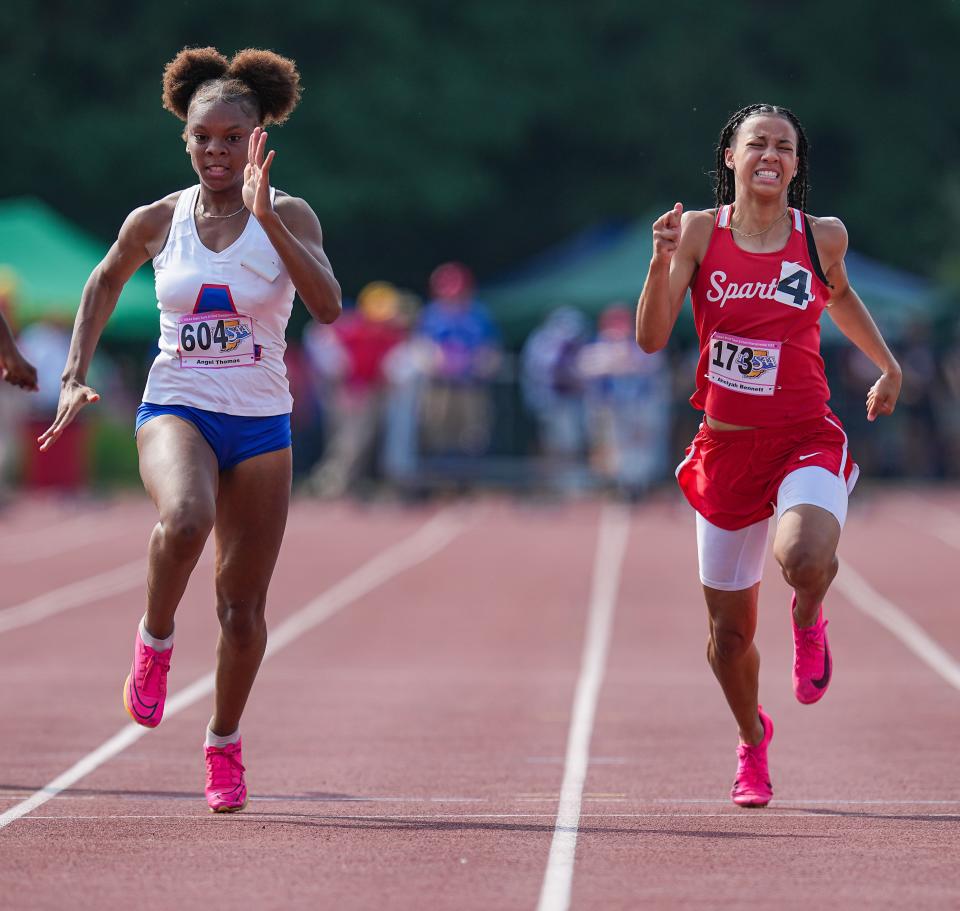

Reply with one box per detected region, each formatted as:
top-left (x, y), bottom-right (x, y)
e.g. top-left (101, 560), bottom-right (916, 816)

top-left (214, 448), bottom-right (292, 597)
top-left (773, 504), bottom-right (841, 565)
top-left (773, 465), bottom-right (847, 562)
top-left (696, 512), bottom-right (768, 592)
top-left (137, 415), bottom-right (218, 516)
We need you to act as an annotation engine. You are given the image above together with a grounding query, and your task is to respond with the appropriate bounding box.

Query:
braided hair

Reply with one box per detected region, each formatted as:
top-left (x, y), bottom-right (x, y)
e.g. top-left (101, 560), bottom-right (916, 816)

top-left (162, 46), bottom-right (301, 127)
top-left (713, 104), bottom-right (810, 212)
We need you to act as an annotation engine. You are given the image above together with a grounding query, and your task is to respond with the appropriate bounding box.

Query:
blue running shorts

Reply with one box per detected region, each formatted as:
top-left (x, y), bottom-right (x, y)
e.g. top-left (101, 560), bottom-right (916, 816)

top-left (135, 402), bottom-right (292, 471)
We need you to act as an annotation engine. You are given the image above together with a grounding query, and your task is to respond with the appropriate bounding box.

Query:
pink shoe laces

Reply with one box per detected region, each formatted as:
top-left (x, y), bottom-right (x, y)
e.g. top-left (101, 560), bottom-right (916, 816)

top-left (794, 618), bottom-right (828, 673)
top-left (206, 743), bottom-right (245, 792)
top-left (137, 650), bottom-right (171, 695)
top-left (735, 742), bottom-right (766, 780)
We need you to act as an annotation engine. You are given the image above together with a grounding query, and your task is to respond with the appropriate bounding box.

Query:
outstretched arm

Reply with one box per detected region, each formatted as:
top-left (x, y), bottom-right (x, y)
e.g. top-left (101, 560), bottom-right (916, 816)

top-left (38, 202), bottom-right (165, 450)
top-left (244, 127), bottom-right (342, 324)
top-left (0, 313), bottom-right (38, 390)
top-left (816, 218), bottom-right (902, 422)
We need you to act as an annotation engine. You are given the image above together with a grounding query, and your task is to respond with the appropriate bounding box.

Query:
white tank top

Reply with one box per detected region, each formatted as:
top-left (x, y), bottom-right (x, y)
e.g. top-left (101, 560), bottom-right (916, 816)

top-left (143, 185), bottom-right (296, 416)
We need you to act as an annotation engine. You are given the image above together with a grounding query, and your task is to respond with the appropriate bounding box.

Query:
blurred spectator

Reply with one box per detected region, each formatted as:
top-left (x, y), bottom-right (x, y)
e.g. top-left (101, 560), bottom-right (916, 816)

top-left (418, 262), bottom-right (502, 456)
top-left (936, 319), bottom-right (960, 478)
top-left (17, 316), bottom-right (88, 490)
top-left (896, 318), bottom-right (945, 478)
top-left (381, 291), bottom-right (431, 490)
top-left (0, 380), bottom-right (25, 502)
top-left (306, 282), bottom-right (405, 498)
top-left (578, 303), bottom-right (670, 499)
top-left (520, 306), bottom-right (590, 492)
top-left (0, 277), bottom-right (32, 501)
top-left (837, 344), bottom-right (902, 477)
top-left (285, 339), bottom-right (325, 481)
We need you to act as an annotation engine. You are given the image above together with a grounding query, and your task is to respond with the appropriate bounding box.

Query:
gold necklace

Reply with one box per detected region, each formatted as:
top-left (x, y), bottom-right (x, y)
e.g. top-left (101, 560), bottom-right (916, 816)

top-left (196, 201), bottom-right (246, 219)
top-left (730, 210), bottom-right (788, 238)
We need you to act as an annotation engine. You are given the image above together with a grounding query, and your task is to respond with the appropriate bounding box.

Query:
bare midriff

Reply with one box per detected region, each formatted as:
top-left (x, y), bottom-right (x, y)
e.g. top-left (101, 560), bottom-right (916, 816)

top-left (705, 415), bottom-right (757, 431)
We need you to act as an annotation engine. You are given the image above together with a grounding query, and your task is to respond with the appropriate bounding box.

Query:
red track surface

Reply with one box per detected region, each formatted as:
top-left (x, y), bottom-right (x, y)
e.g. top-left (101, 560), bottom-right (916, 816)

top-left (0, 488), bottom-right (958, 910)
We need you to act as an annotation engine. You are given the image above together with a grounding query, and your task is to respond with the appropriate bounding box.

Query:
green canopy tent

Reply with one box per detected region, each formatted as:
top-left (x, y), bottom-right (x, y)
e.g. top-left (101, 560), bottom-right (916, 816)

top-left (483, 215), bottom-right (939, 346)
top-left (0, 197), bottom-right (159, 340)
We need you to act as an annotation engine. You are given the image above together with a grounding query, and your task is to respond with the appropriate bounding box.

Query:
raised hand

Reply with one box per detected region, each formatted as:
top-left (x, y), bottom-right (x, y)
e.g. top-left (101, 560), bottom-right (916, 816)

top-left (243, 126), bottom-right (276, 220)
top-left (652, 202), bottom-right (684, 262)
top-left (866, 370), bottom-right (900, 422)
top-left (37, 380), bottom-right (99, 451)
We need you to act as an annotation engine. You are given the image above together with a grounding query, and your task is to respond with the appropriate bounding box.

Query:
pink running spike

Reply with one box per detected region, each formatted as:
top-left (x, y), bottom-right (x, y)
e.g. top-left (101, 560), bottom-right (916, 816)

top-left (791, 594), bottom-right (832, 704)
top-left (205, 739), bottom-right (248, 813)
top-left (122, 627), bottom-right (172, 728)
top-left (731, 707), bottom-right (773, 808)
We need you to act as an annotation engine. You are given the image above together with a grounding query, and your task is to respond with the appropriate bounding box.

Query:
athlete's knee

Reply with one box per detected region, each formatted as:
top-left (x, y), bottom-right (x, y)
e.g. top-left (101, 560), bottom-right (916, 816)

top-left (708, 622), bottom-right (753, 664)
top-left (216, 596), bottom-right (267, 648)
top-left (158, 503), bottom-right (214, 557)
top-left (777, 543), bottom-right (836, 591)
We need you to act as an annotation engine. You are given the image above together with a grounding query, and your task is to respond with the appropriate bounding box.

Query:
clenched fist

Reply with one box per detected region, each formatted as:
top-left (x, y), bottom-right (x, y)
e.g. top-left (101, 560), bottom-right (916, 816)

top-left (652, 203), bottom-right (684, 262)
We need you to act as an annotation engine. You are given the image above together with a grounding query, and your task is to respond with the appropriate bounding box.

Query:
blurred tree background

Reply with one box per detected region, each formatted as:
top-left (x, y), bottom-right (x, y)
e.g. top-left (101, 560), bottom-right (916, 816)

top-left (2, 0), bottom-right (958, 299)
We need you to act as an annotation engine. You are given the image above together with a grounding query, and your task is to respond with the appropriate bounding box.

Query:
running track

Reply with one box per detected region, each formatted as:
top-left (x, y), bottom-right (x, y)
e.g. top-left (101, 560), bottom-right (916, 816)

top-left (0, 488), bottom-right (958, 910)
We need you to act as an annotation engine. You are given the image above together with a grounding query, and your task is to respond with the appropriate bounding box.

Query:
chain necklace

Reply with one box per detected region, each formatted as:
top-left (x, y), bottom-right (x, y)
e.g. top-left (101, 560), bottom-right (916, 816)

top-left (730, 209), bottom-right (788, 238)
top-left (196, 201), bottom-right (246, 219)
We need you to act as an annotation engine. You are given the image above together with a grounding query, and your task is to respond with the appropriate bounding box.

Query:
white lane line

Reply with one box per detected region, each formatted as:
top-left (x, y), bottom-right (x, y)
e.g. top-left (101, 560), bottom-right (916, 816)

top-left (834, 559), bottom-right (960, 691)
top-left (0, 515), bottom-right (120, 563)
top-left (0, 508), bottom-right (363, 635)
top-left (897, 496), bottom-right (960, 550)
top-left (655, 798), bottom-right (960, 805)
top-left (0, 558), bottom-right (147, 634)
top-left (0, 509), bottom-right (468, 832)
top-left (0, 543), bottom-right (224, 635)
top-left (537, 504), bottom-right (630, 911)
top-left (4, 793), bottom-right (958, 807)
top-left (14, 811), bottom-right (960, 823)
top-left (0, 511), bottom-right (109, 552)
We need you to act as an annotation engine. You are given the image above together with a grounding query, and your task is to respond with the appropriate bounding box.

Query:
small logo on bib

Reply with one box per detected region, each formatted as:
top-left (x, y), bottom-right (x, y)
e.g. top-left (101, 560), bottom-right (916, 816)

top-left (178, 311), bottom-right (257, 369)
top-left (708, 332), bottom-right (781, 396)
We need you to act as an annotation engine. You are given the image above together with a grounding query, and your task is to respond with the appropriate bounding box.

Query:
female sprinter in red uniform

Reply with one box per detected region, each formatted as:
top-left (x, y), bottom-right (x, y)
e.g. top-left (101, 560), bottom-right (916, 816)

top-left (38, 47), bottom-right (341, 811)
top-left (636, 104), bottom-right (901, 808)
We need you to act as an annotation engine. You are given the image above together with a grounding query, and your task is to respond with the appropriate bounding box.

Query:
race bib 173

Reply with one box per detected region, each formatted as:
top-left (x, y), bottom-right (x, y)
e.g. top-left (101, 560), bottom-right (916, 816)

top-left (177, 312), bottom-right (256, 369)
top-left (707, 331), bottom-right (780, 396)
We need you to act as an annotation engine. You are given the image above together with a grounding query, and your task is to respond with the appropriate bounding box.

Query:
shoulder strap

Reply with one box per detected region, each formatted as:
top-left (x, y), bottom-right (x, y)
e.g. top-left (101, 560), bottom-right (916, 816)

top-left (802, 214), bottom-right (832, 288)
top-left (715, 205), bottom-right (732, 229)
top-left (172, 186), bottom-right (199, 227)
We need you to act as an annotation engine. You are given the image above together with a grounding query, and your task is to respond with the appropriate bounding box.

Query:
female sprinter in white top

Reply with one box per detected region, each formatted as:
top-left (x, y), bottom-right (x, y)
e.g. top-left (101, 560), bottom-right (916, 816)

top-left (40, 47), bottom-right (341, 812)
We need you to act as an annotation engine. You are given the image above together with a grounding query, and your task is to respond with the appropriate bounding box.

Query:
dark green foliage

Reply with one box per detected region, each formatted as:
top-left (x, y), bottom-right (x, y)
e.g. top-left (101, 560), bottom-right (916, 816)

top-left (2, 0), bottom-right (958, 296)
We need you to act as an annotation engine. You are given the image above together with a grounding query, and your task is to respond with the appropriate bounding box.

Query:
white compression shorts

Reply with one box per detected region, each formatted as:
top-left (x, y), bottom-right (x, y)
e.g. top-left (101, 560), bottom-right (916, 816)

top-left (695, 465), bottom-right (855, 592)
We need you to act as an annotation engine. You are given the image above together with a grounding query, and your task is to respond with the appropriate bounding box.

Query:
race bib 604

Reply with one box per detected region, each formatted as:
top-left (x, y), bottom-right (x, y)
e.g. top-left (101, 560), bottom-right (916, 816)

top-left (178, 312), bottom-right (256, 369)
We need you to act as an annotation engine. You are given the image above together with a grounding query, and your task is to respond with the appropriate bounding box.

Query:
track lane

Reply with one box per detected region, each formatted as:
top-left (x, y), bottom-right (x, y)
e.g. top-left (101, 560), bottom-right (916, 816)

top-left (3, 491), bottom-right (959, 910)
top-left (0, 501), bottom-right (444, 812)
top-left (0, 499), bottom-right (605, 910)
top-left (572, 495), bottom-right (960, 910)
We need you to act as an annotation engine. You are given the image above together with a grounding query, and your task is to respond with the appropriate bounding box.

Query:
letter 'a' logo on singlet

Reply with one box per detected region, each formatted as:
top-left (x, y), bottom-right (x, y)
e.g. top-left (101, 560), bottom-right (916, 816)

top-left (193, 283), bottom-right (238, 315)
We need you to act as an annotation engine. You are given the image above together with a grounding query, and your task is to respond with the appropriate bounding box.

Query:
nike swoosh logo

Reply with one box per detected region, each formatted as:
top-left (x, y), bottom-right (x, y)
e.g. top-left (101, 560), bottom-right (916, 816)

top-left (798, 452), bottom-right (822, 461)
top-left (812, 645), bottom-right (831, 689)
top-left (131, 675), bottom-right (159, 718)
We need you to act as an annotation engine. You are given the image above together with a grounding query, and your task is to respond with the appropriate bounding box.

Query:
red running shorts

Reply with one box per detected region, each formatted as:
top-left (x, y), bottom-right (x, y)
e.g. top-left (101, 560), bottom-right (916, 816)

top-left (676, 412), bottom-right (859, 532)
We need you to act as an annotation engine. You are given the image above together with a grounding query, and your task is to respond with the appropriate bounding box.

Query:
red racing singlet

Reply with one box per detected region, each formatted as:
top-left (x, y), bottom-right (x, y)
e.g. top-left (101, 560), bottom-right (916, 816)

top-left (689, 206), bottom-right (833, 427)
